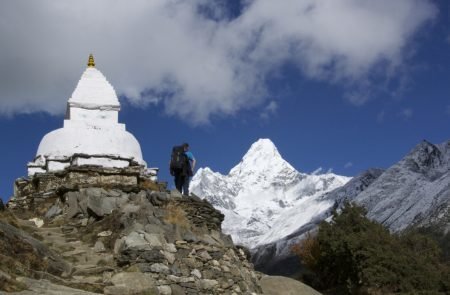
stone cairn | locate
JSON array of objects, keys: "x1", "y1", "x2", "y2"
[{"x1": 6, "y1": 166, "x2": 263, "y2": 295}]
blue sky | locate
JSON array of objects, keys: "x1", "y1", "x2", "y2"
[{"x1": 0, "y1": 0, "x2": 449, "y2": 201}]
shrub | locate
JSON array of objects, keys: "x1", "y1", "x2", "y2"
[
  {"x1": 291, "y1": 232, "x2": 320, "y2": 271},
  {"x1": 163, "y1": 202, "x2": 190, "y2": 229},
  {"x1": 292, "y1": 202, "x2": 449, "y2": 294}
]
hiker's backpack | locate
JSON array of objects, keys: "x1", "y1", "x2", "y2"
[{"x1": 170, "y1": 145, "x2": 188, "y2": 173}]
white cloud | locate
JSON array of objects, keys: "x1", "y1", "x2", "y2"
[
  {"x1": 260, "y1": 100, "x2": 278, "y2": 120},
  {"x1": 399, "y1": 107, "x2": 414, "y2": 120},
  {"x1": 344, "y1": 162, "x2": 353, "y2": 169},
  {"x1": 0, "y1": 0, "x2": 437, "y2": 124},
  {"x1": 377, "y1": 110, "x2": 386, "y2": 123},
  {"x1": 311, "y1": 167, "x2": 323, "y2": 175}
]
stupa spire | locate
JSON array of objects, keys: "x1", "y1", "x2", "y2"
[{"x1": 87, "y1": 54, "x2": 95, "y2": 68}]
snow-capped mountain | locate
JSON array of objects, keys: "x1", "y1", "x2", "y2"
[{"x1": 190, "y1": 138, "x2": 351, "y2": 247}]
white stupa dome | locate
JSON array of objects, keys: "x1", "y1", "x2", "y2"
[
  {"x1": 28, "y1": 55, "x2": 146, "y2": 175},
  {"x1": 36, "y1": 126, "x2": 144, "y2": 163}
]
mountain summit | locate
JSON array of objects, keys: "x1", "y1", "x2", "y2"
[
  {"x1": 228, "y1": 139, "x2": 300, "y2": 189},
  {"x1": 190, "y1": 138, "x2": 351, "y2": 247}
]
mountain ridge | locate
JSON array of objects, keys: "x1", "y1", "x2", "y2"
[
  {"x1": 191, "y1": 138, "x2": 450, "y2": 275},
  {"x1": 351, "y1": 139, "x2": 450, "y2": 232}
]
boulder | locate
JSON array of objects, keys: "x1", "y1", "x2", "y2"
[
  {"x1": 259, "y1": 276, "x2": 322, "y2": 295},
  {"x1": 109, "y1": 272, "x2": 157, "y2": 294},
  {"x1": 122, "y1": 231, "x2": 152, "y2": 251},
  {"x1": 150, "y1": 263, "x2": 170, "y2": 274},
  {"x1": 65, "y1": 191, "x2": 83, "y2": 218},
  {"x1": 86, "y1": 192, "x2": 116, "y2": 217},
  {"x1": 45, "y1": 204, "x2": 62, "y2": 219},
  {"x1": 93, "y1": 240, "x2": 106, "y2": 253},
  {"x1": 143, "y1": 232, "x2": 165, "y2": 247},
  {"x1": 198, "y1": 279, "x2": 218, "y2": 290},
  {"x1": 157, "y1": 285, "x2": 172, "y2": 295}
]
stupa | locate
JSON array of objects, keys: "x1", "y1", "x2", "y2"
[{"x1": 27, "y1": 55, "x2": 148, "y2": 176}]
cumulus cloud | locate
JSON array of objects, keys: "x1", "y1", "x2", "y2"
[{"x1": 0, "y1": 0, "x2": 437, "y2": 124}]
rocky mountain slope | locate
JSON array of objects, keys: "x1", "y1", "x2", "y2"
[
  {"x1": 351, "y1": 140, "x2": 450, "y2": 232},
  {"x1": 1, "y1": 166, "x2": 320, "y2": 294},
  {"x1": 190, "y1": 139, "x2": 351, "y2": 248}
]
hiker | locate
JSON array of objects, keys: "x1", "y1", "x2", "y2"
[
  {"x1": 183, "y1": 143, "x2": 196, "y2": 196},
  {"x1": 170, "y1": 143, "x2": 196, "y2": 195}
]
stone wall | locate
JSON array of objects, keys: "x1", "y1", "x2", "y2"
[
  {"x1": 9, "y1": 166, "x2": 165, "y2": 217},
  {"x1": 6, "y1": 169, "x2": 263, "y2": 294}
]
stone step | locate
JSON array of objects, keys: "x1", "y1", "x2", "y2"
[
  {"x1": 62, "y1": 249, "x2": 87, "y2": 258},
  {"x1": 72, "y1": 275, "x2": 104, "y2": 284},
  {"x1": 72, "y1": 266, "x2": 115, "y2": 276},
  {"x1": 36, "y1": 225, "x2": 63, "y2": 232},
  {"x1": 12, "y1": 277, "x2": 102, "y2": 295}
]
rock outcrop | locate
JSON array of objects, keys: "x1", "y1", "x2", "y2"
[{"x1": 2, "y1": 166, "x2": 320, "y2": 294}]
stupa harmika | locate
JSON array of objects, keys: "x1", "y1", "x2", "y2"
[{"x1": 27, "y1": 55, "x2": 153, "y2": 177}]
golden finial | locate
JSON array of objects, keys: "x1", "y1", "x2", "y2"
[{"x1": 87, "y1": 54, "x2": 95, "y2": 68}]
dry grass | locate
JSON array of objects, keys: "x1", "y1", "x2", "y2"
[
  {"x1": 139, "y1": 179, "x2": 160, "y2": 191},
  {"x1": 0, "y1": 273, "x2": 27, "y2": 292},
  {"x1": 96, "y1": 258, "x2": 112, "y2": 267},
  {"x1": 125, "y1": 264, "x2": 141, "y2": 272},
  {"x1": 163, "y1": 202, "x2": 190, "y2": 229},
  {"x1": 0, "y1": 211, "x2": 19, "y2": 228}
]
